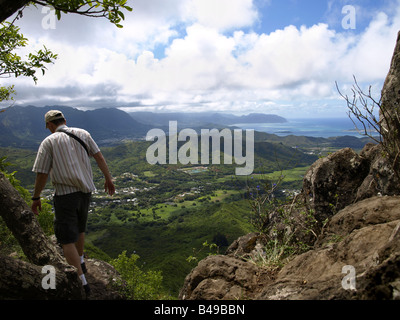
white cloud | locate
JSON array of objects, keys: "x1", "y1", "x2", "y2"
[
  {"x1": 181, "y1": 0, "x2": 258, "y2": 31},
  {"x1": 2, "y1": 0, "x2": 400, "y2": 118},
  {"x1": 339, "y1": 11, "x2": 400, "y2": 82}
]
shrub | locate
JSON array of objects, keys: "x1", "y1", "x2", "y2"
[{"x1": 110, "y1": 250, "x2": 164, "y2": 300}]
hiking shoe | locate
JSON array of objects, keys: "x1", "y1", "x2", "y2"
[
  {"x1": 81, "y1": 262, "x2": 87, "y2": 274},
  {"x1": 83, "y1": 284, "x2": 91, "y2": 297}
]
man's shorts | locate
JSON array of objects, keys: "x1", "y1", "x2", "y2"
[{"x1": 53, "y1": 192, "x2": 91, "y2": 245}]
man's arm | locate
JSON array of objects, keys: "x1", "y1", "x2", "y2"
[
  {"x1": 31, "y1": 172, "x2": 48, "y2": 215},
  {"x1": 93, "y1": 151, "x2": 115, "y2": 196}
]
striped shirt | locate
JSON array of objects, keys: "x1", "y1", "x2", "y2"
[{"x1": 32, "y1": 125, "x2": 100, "y2": 196}]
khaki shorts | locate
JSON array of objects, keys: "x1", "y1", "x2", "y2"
[{"x1": 53, "y1": 192, "x2": 91, "y2": 245}]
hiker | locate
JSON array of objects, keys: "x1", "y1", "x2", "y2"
[{"x1": 31, "y1": 110, "x2": 115, "y2": 296}]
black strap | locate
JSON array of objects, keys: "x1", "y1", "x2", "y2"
[{"x1": 58, "y1": 129, "x2": 89, "y2": 156}]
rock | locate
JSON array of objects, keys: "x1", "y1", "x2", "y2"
[
  {"x1": 302, "y1": 147, "x2": 369, "y2": 222},
  {"x1": 379, "y1": 31, "x2": 400, "y2": 177},
  {"x1": 316, "y1": 195, "x2": 400, "y2": 248},
  {"x1": 178, "y1": 255, "x2": 272, "y2": 300},
  {"x1": 179, "y1": 196, "x2": 400, "y2": 300},
  {"x1": 356, "y1": 143, "x2": 400, "y2": 201},
  {"x1": 302, "y1": 143, "x2": 400, "y2": 225},
  {"x1": 85, "y1": 258, "x2": 124, "y2": 300},
  {"x1": 256, "y1": 196, "x2": 400, "y2": 300},
  {"x1": 380, "y1": 31, "x2": 400, "y2": 139},
  {"x1": 225, "y1": 232, "x2": 268, "y2": 260}
]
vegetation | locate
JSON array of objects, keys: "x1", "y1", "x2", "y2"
[
  {"x1": 110, "y1": 251, "x2": 165, "y2": 300},
  {"x1": 0, "y1": 0, "x2": 132, "y2": 105},
  {"x1": 245, "y1": 169, "x2": 318, "y2": 271}
]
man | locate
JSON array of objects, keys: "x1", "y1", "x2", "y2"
[{"x1": 31, "y1": 110, "x2": 115, "y2": 297}]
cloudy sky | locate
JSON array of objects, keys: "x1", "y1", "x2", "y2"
[{"x1": 1, "y1": 0, "x2": 400, "y2": 118}]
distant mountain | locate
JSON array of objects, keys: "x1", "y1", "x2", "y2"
[
  {"x1": 235, "y1": 113, "x2": 287, "y2": 124},
  {"x1": 0, "y1": 106, "x2": 374, "y2": 150},
  {"x1": 128, "y1": 111, "x2": 287, "y2": 127},
  {"x1": 0, "y1": 105, "x2": 152, "y2": 148}
]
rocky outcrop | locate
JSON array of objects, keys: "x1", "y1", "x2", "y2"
[
  {"x1": 258, "y1": 196, "x2": 400, "y2": 300},
  {"x1": 302, "y1": 143, "x2": 400, "y2": 224},
  {"x1": 179, "y1": 255, "x2": 264, "y2": 300},
  {"x1": 180, "y1": 196, "x2": 400, "y2": 300},
  {"x1": 380, "y1": 31, "x2": 400, "y2": 144},
  {"x1": 302, "y1": 147, "x2": 369, "y2": 221}
]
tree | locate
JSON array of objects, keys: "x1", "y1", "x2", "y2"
[
  {"x1": 0, "y1": 0, "x2": 132, "y2": 103},
  {"x1": 0, "y1": 0, "x2": 133, "y2": 26},
  {"x1": 0, "y1": 0, "x2": 132, "y2": 299},
  {"x1": 0, "y1": 21, "x2": 58, "y2": 104}
]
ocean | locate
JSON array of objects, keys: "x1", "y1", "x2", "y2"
[{"x1": 231, "y1": 117, "x2": 378, "y2": 139}]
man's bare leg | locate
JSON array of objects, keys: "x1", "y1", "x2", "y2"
[
  {"x1": 62, "y1": 243, "x2": 83, "y2": 275},
  {"x1": 76, "y1": 232, "x2": 85, "y2": 257},
  {"x1": 62, "y1": 241, "x2": 90, "y2": 296},
  {"x1": 75, "y1": 232, "x2": 87, "y2": 273}
]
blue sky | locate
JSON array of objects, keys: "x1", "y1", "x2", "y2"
[{"x1": 1, "y1": 0, "x2": 400, "y2": 118}]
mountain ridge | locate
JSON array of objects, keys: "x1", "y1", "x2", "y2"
[
  {"x1": 128, "y1": 111, "x2": 287, "y2": 127},
  {"x1": 0, "y1": 105, "x2": 372, "y2": 150}
]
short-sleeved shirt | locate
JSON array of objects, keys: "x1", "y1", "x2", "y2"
[{"x1": 32, "y1": 125, "x2": 100, "y2": 196}]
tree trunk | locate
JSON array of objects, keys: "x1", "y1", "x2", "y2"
[
  {"x1": 0, "y1": 171, "x2": 84, "y2": 299},
  {"x1": 0, "y1": 255, "x2": 83, "y2": 299},
  {"x1": 0, "y1": 0, "x2": 30, "y2": 23}
]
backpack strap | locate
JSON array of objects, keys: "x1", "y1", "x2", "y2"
[{"x1": 58, "y1": 129, "x2": 90, "y2": 156}]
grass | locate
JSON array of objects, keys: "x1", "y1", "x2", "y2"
[{"x1": 265, "y1": 166, "x2": 310, "y2": 182}]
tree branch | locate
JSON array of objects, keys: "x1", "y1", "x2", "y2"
[{"x1": 0, "y1": 0, "x2": 30, "y2": 23}]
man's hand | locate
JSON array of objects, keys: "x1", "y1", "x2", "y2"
[
  {"x1": 32, "y1": 172, "x2": 48, "y2": 215},
  {"x1": 31, "y1": 199, "x2": 42, "y2": 215},
  {"x1": 94, "y1": 152, "x2": 115, "y2": 196},
  {"x1": 104, "y1": 179, "x2": 115, "y2": 196}
]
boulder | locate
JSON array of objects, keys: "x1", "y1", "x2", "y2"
[
  {"x1": 302, "y1": 143, "x2": 400, "y2": 225},
  {"x1": 179, "y1": 254, "x2": 272, "y2": 300},
  {"x1": 84, "y1": 258, "x2": 124, "y2": 300},
  {"x1": 302, "y1": 147, "x2": 369, "y2": 222}
]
